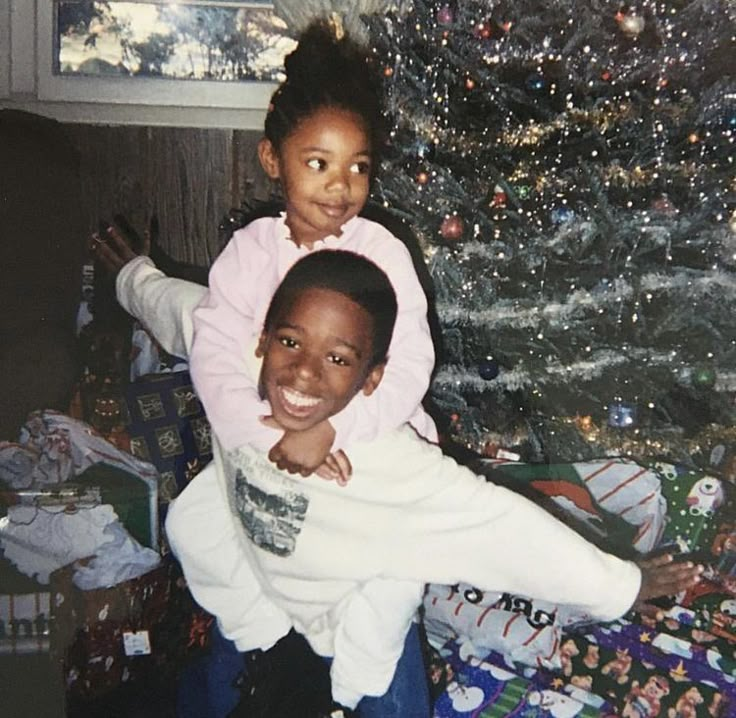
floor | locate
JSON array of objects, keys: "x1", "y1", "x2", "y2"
[{"x1": 0, "y1": 653, "x2": 177, "y2": 718}]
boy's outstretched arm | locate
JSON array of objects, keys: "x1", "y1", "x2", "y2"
[{"x1": 633, "y1": 553, "x2": 703, "y2": 609}]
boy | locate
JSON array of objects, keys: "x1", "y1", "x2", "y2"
[{"x1": 107, "y1": 243, "x2": 702, "y2": 713}]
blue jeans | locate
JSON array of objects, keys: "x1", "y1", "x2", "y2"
[
  {"x1": 335, "y1": 622, "x2": 431, "y2": 718},
  {"x1": 177, "y1": 622, "x2": 430, "y2": 717}
]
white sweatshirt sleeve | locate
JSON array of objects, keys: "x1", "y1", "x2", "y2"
[{"x1": 115, "y1": 255, "x2": 205, "y2": 359}]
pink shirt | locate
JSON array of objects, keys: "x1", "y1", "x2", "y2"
[{"x1": 189, "y1": 214, "x2": 437, "y2": 453}]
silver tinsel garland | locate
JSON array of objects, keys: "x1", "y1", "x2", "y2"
[{"x1": 273, "y1": 0, "x2": 411, "y2": 43}]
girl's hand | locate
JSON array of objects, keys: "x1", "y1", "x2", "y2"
[
  {"x1": 315, "y1": 450, "x2": 352, "y2": 486},
  {"x1": 266, "y1": 420, "x2": 336, "y2": 477},
  {"x1": 633, "y1": 553, "x2": 703, "y2": 610}
]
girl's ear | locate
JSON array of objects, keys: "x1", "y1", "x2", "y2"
[
  {"x1": 361, "y1": 363, "x2": 385, "y2": 397},
  {"x1": 258, "y1": 138, "x2": 280, "y2": 180}
]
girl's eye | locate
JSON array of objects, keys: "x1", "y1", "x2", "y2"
[
  {"x1": 278, "y1": 336, "x2": 299, "y2": 349},
  {"x1": 328, "y1": 354, "x2": 349, "y2": 367},
  {"x1": 306, "y1": 158, "x2": 326, "y2": 170},
  {"x1": 350, "y1": 161, "x2": 371, "y2": 175}
]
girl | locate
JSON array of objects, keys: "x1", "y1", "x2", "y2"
[{"x1": 129, "y1": 19, "x2": 437, "y2": 718}]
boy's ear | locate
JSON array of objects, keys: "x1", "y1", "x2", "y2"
[
  {"x1": 258, "y1": 138, "x2": 280, "y2": 180},
  {"x1": 361, "y1": 363, "x2": 385, "y2": 397},
  {"x1": 255, "y1": 331, "x2": 267, "y2": 358}
]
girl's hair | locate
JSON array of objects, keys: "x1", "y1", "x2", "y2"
[
  {"x1": 264, "y1": 20, "x2": 386, "y2": 170},
  {"x1": 264, "y1": 250, "x2": 397, "y2": 366}
]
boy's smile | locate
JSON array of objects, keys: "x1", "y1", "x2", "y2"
[
  {"x1": 258, "y1": 107, "x2": 372, "y2": 249},
  {"x1": 257, "y1": 287, "x2": 384, "y2": 432}
]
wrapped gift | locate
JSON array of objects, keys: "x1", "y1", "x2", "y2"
[
  {"x1": 50, "y1": 557, "x2": 172, "y2": 700},
  {"x1": 124, "y1": 370, "x2": 212, "y2": 503}
]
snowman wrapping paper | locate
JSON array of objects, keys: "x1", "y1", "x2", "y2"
[{"x1": 428, "y1": 459, "x2": 735, "y2": 716}]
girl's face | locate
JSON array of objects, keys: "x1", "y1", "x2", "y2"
[{"x1": 258, "y1": 107, "x2": 372, "y2": 248}]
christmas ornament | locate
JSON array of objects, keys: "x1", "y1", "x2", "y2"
[
  {"x1": 651, "y1": 194, "x2": 678, "y2": 216},
  {"x1": 416, "y1": 170, "x2": 429, "y2": 185},
  {"x1": 608, "y1": 402, "x2": 637, "y2": 428},
  {"x1": 436, "y1": 5, "x2": 453, "y2": 25},
  {"x1": 550, "y1": 206, "x2": 574, "y2": 224},
  {"x1": 478, "y1": 358, "x2": 500, "y2": 381},
  {"x1": 692, "y1": 366, "x2": 717, "y2": 389},
  {"x1": 474, "y1": 21, "x2": 492, "y2": 39},
  {"x1": 615, "y1": 8, "x2": 645, "y2": 38},
  {"x1": 515, "y1": 185, "x2": 532, "y2": 200},
  {"x1": 440, "y1": 215, "x2": 464, "y2": 240},
  {"x1": 490, "y1": 185, "x2": 507, "y2": 207},
  {"x1": 729, "y1": 211, "x2": 736, "y2": 234},
  {"x1": 525, "y1": 73, "x2": 546, "y2": 92},
  {"x1": 464, "y1": 77, "x2": 475, "y2": 90},
  {"x1": 601, "y1": 70, "x2": 612, "y2": 82}
]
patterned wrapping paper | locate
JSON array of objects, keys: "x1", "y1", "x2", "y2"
[
  {"x1": 432, "y1": 459, "x2": 736, "y2": 717},
  {"x1": 50, "y1": 558, "x2": 172, "y2": 700},
  {"x1": 123, "y1": 370, "x2": 212, "y2": 504}
]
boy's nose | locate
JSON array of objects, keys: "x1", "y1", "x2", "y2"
[{"x1": 294, "y1": 353, "x2": 321, "y2": 380}]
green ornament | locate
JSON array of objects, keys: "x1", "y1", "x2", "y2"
[
  {"x1": 692, "y1": 366, "x2": 716, "y2": 389},
  {"x1": 516, "y1": 185, "x2": 531, "y2": 199}
]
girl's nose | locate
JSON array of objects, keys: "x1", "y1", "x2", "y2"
[{"x1": 326, "y1": 167, "x2": 350, "y2": 192}]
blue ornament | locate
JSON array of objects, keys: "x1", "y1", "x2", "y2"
[
  {"x1": 479, "y1": 358, "x2": 500, "y2": 381},
  {"x1": 550, "y1": 206, "x2": 575, "y2": 224},
  {"x1": 608, "y1": 402, "x2": 637, "y2": 428},
  {"x1": 525, "y1": 73, "x2": 546, "y2": 92}
]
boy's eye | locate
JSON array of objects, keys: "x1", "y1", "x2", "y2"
[
  {"x1": 306, "y1": 158, "x2": 326, "y2": 170},
  {"x1": 278, "y1": 336, "x2": 299, "y2": 349},
  {"x1": 350, "y1": 161, "x2": 371, "y2": 175},
  {"x1": 328, "y1": 353, "x2": 349, "y2": 367}
]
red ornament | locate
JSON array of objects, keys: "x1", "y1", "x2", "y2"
[
  {"x1": 440, "y1": 215, "x2": 464, "y2": 240},
  {"x1": 465, "y1": 77, "x2": 476, "y2": 90},
  {"x1": 490, "y1": 184, "x2": 507, "y2": 207},
  {"x1": 601, "y1": 70, "x2": 612, "y2": 82},
  {"x1": 416, "y1": 170, "x2": 429, "y2": 185},
  {"x1": 474, "y1": 21, "x2": 492, "y2": 39}
]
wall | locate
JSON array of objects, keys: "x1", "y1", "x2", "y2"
[{"x1": 63, "y1": 123, "x2": 270, "y2": 266}]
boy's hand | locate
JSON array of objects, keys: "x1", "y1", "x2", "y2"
[
  {"x1": 315, "y1": 450, "x2": 352, "y2": 486},
  {"x1": 91, "y1": 220, "x2": 151, "y2": 276},
  {"x1": 265, "y1": 420, "x2": 336, "y2": 477},
  {"x1": 633, "y1": 553, "x2": 703, "y2": 610}
]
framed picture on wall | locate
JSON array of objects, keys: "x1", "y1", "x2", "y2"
[
  {"x1": 0, "y1": 0, "x2": 10, "y2": 98},
  {"x1": 34, "y1": 0, "x2": 297, "y2": 128}
]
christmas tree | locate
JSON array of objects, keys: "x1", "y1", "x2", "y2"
[{"x1": 366, "y1": 0, "x2": 736, "y2": 469}]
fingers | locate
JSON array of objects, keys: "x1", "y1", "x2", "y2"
[
  {"x1": 331, "y1": 450, "x2": 352, "y2": 486},
  {"x1": 315, "y1": 459, "x2": 341, "y2": 482},
  {"x1": 259, "y1": 415, "x2": 282, "y2": 430},
  {"x1": 267, "y1": 445, "x2": 312, "y2": 476},
  {"x1": 635, "y1": 555, "x2": 704, "y2": 605}
]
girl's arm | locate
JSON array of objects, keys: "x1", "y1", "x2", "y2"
[
  {"x1": 189, "y1": 232, "x2": 282, "y2": 453},
  {"x1": 329, "y1": 238, "x2": 436, "y2": 449}
]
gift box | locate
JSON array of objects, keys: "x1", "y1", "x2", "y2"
[
  {"x1": 50, "y1": 557, "x2": 172, "y2": 700},
  {"x1": 123, "y1": 370, "x2": 212, "y2": 503},
  {"x1": 0, "y1": 553, "x2": 52, "y2": 656}
]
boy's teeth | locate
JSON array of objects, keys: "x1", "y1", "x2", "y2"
[{"x1": 282, "y1": 388, "x2": 320, "y2": 407}]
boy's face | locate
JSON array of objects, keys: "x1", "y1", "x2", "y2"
[
  {"x1": 258, "y1": 107, "x2": 372, "y2": 249},
  {"x1": 256, "y1": 287, "x2": 384, "y2": 432}
]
